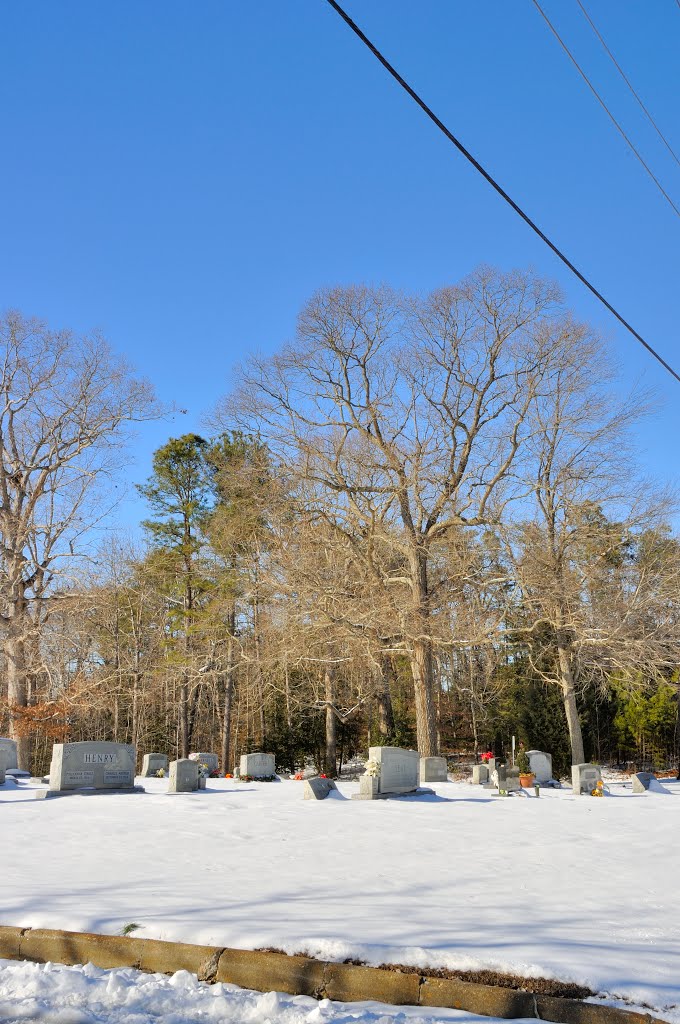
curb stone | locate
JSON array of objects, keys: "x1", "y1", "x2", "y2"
[{"x1": 0, "y1": 926, "x2": 669, "y2": 1024}]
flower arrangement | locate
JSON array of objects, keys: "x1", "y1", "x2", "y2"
[
  {"x1": 197, "y1": 763, "x2": 210, "y2": 779},
  {"x1": 238, "y1": 773, "x2": 277, "y2": 782},
  {"x1": 224, "y1": 773, "x2": 233, "y2": 779},
  {"x1": 155, "y1": 768, "x2": 166, "y2": 778},
  {"x1": 293, "y1": 772, "x2": 304, "y2": 780},
  {"x1": 480, "y1": 751, "x2": 494, "y2": 762},
  {"x1": 363, "y1": 758, "x2": 381, "y2": 778}
]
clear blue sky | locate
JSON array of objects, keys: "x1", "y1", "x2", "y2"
[{"x1": 1, "y1": 0, "x2": 678, "y2": 531}]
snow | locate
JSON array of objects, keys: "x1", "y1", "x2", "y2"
[
  {"x1": 0, "y1": 958, "x2": 534, "y2": 1024},
  {"x1": 1, "y1": 774, "x2": 679, "y2": 1022}
]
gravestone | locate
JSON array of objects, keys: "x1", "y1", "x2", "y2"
[
  {"x1": 168, "y1": 758, "x2": 200, "y2": 793},
  {"x1": 471, "y1": 764, "x2": 489, "y2": 785},
  {"x1": 353, "y1": 746, "x2": 423, "y2": 800},
  {"x1": 527, "y1": 750, "x2": 553, "y2": 784},
  {"x1": 303, "y1": 776, "x2": 338, "y2": 800},
  {"x1": 46, "y1": 742, "x2": 137, "y2": 793},
  {"x1": 496, "y1": 764, "x2": 521, "y2": 794},
  {"x1": 0, "y1": 749, "x2": 6, "y2": 785},
  {"x1": 571, "y1": 763, "x2": 602, "y2": 795},
  {"x1": 0, "y1": 738, "x2": 18, "y2": 771},
  {"x1": 142, "y1": 753, "x2": 169, "y2": 777},
  {"x1": 240, "y1": 752, "x2": 276, "y2": 778},
  {"x1": 632, "y1": 771, "x2": 656, "y2": 793},
  {"x1": 189, "y1": 751, "x2": 219, "y2": 776},
  {"x1": 486, "y1": 757, "x2": 496, "y2": 778},
  {"x1": 420, "y1": 757, "x2": 448, "y2": 783}
]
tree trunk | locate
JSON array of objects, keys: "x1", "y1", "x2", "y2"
[
  {"x1": 408, "y1": 548, "x2": 439, "y2": 756},
  {"x1": 410, "y1": 638, "x2": 439, "y2": 756},
  {"x1": 557, "y1": 640, "x2": 585, "y2": 765},
  {"x1": 179, "y1": 678, "x2": 189, "y2": 758},
  {"x1": 221, "y1": 632, "x2": 235, "y2": 774},
  {"x1": 6, "y1": 622, "x2": 32, "y2": 771},
  {"x1": 377, "y1": 657, "x2": 395, "y2": 739},
  {"x1": 324, "y1": 666, "x2": 337, "y2": 777}
]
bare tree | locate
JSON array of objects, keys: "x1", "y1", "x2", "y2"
[
  {"x1": 502, "y1": 324, "x2": 679, "y2": 764},
  {"x1": 0, "y1": 310, "x2": 157, "y2": 769},
  {"x1": 218, "y1": 268, "x2": 569, "y2": 755}
]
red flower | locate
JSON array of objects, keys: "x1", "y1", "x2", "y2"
[
  {"x1": 319, "y1": 773, "x2": 327, "y2": 778},
  {"x1": 481, "y1": 751, "x2": 494, "y2": 762}
]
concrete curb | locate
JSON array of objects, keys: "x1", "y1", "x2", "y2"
[{"x1": 0, "y1": 926, "x2": 668, "y2": 1024}]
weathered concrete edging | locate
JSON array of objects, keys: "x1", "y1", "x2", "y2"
[{"x1": 0, "y1": 926, "x2": 668, "y2": 1024}]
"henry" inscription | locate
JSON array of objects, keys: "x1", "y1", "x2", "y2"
[{"x1": 83, "y1": 753, "x2": 116, "y2": 764}]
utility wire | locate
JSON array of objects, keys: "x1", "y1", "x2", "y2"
[
  {"x1": 532, "y1": 0, "x2": 680, "y2": 219},
  {"x1": 576, "y1": 0, "x2": 680, "y2": 171},
  {"x1": 323, "y1": 0, "x2": 680, "y2": 385}
]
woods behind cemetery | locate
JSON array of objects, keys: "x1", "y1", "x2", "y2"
[{"x1": 2, "y1": 269, "x2": 679, "y2": 778}]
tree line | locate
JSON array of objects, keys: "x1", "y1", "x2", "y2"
[{"x1": 2, "y1": 268, "x2": 679, "y2": 777}]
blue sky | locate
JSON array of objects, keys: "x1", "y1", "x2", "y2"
[{"x1": 1, "y1": 0, "x2": 678, "y2": 532}]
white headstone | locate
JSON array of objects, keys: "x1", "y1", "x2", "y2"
[
  {"x1": 142, "y1": 753, "x2": 169, "y2": 777},
  {"x1": 48, "y1": 742, "x2": 136, "y2": 792},
  {"x1": 0, "y1": 738, "x2": 18, "y2": 771},
  {"x1": 472, "y1": 764, "x2": 489, "y2": 785},
  {"x1": 420, "y1": 756, "x2": 448, "y2": 783},
  {"x1": 189, "y1": 751, "x2": 219, "y2": 775},
  {"x1": 527, "y1": 750, "x2": 553, "y2": 783},
  {"x1": 240, "y1": 752, "x2": 275, "y2": 778},
  {"x1": 168, "y1": 758, "x2": 200, "y2": 793},
  {"x1": 571, "y1": 763, "x2": 602, "y2": 795},
  {"x1": 370, "y1": 746, "x2": 419, "y2": 794}
]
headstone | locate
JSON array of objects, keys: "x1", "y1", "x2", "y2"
[
  {"x1": 632, "y1": 771, "x2": 656, "y2": 793},
  {"x1": 486, "y1": 757, "x2": 496, "y2": 778},
  {"x1": 0, "y1": 738, "x2": 18, "y2": 771},
  {"x1": 527, "y1": 750, "x2": 553, "y2": 783},
  {"x1": 239, "y1": 752, "x2": 276, "y2": 778},
  {"x1": 142, "y1": 753, "x2": 169, "y2": 777},
  {"x1": 353, "y1": 746, "x2": 422, "y2": 800},
  {"x1": 472, "y1": 764, "x2": 489, "y2": 785},
  {"x1": 571, "y1": 763, "x2": 602, "y2": 795},
  {"x1": 303, "y1": 776, "x2": 338, "y2": 800},
  {"x1": 168, "y1": 758, "x2": 200, "y2": 793},
  {"x1": 420, "y1": 756, "x2": 448, "y2": 783},
  {"x1": 0, "y1": 749, "x2": 6, "y2": 785},
  {"x1": 47, "y1": 742, "x2": 137, "y2": 793},
  {"x1": 496, "y1": 764, "x2": 521, "y2": 794},
  {"x1": 189, "y1": 751, "x2": 219, "y2": 776}
]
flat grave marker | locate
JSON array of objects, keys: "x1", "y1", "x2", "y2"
[{"x1": 303, "y1": 776, "x2": 338, "y2": 800}]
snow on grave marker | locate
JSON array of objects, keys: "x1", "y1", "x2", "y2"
[
  {"x1": 37, "y1": 742, "x2": 141, "y2": 798},
  {"x1": 303, "y1": 776, "x2": 338, "y2": 800},
  {"x1": 632, "y1": 771, "x2": 656, "y2": 793},
  {"x1": 142, "y1": 753, "x2": 169, "y2": 777},
  {"x1": 239, "y1": 752, "x2": 275, "y2": 778}
]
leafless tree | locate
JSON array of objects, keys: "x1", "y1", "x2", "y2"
[{"x1": 0, "y1": 310, "x2": 157, "y2": 769}]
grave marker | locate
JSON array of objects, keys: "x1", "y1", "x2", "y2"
[
  {"x1": 571, "y1": 763, "x2": 602, "y2": 795},
  {"x1": 142, "y1": 753, "x2": 169, "y2": 777},
  {"x1": 420, "y1": 756, "x2": 448, "y2": 783},
  {"x1": 527, "y1": 750, "x2": 553, "y2": 783},
  {"x1": 632, "y1": 771, "x2": 656, "y2": 793},
  {"x1": 168, "y1": 758, "x2": 200, "y2": 793},
  {"x1": 471, "y1": 764, "x2": 489, "y2": 785},
  {"x1": 0, "y1": 738, "x2": 18, "y2": 771},
  {"x1": 352, "y1": 746, "x2": 426, "y2": 799},
  {"x1": 303, "y1": 776, "x2": 338, "y2": 800},
  {"x1": 189, "y1": 751, "x2": 219, "y2": 776},
  {"x1": 239, "y1": 752, "x2": 276, "y2": 778},
  {"x1": 0, "y1": 749, "x2": 6, "y2": 785}
]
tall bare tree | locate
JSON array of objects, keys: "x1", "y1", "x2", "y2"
[
  {"x1": 218, "y1": 268, "x2": 570, "y2": 755},
  {"x1": 0, "y1": 310, "x2": 156, "y2": 769}
]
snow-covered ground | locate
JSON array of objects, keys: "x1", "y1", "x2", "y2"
[
  {"x1": 1, "y1": 773, "x2": 679, "y2": 1022},
  {"x1": 0, "y1": 958, "x2": 536, "y2": 1024}
]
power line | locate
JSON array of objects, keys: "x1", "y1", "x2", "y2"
[
  {"x1": 532, "y1": 0, "x2": 680, "y2": 219},
  {"x1": 323, "y1": 0, "x2": 680, "y2": 385},
  {"x1": 576, "y1": 0, "x2": 680, "y2": 171}
]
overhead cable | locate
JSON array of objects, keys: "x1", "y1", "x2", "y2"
[
  {"x1": 532, "y1": 0, "x2": 680, "y2": 219},
  {"x1": 323, "y1": 0, "x2": 680, "y2": 384}
]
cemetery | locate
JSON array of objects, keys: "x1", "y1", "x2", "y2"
[{"x1": 1, "y1": 738, "x2": 679, "y2": 1023}]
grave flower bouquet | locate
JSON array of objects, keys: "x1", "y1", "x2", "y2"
[
  {"x1": 363, "y1": 758, "x2": 381, "y2": 777},
  {"x1": 197, "y1": 763, "x2": 210, "y2": 779}
]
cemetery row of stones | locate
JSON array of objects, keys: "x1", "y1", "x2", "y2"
[{"x1": 1, "y1": 737, "x2": 657, "y2": 798}]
